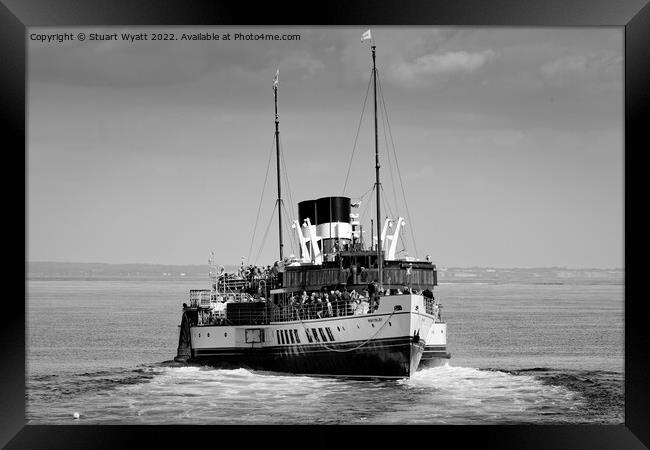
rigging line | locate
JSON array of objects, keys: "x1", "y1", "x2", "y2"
[
  {"x1": 248, "y1": 134, "x2": 277, "y2": 264},
  {"x1": 279, "y1": 153, "x2": 295, "y2": 248},
  {"x1": 378, "y1": 79, "x2": 401, "y2": 218},
  {"x1": 380, "y1": 184, "x2": 409, "y2": 254},
  {"x1": 355, "y1": 184, "x2": 375, "y2": 204},
  {"x1": 254, "y1": 201, "x2": 279, "y2": 266},
  {"x1": 358, "y1": 183, "x2": 375, "y2": 228},
  {"x1": 278, "y1": 136, "x2": 296, "y2": 224},
  {"x1": 281, "y1": 201, "x2": 297, "y2": 256},
  {"x1": 342, "y1": 72, "x2": 373, "y2": 195},
  {"x1": 378, "y1": 73, "x2": 418, "y2": 258},
  {"x1": 377, "y1": 72, "x2": 419, "y2": 258}
]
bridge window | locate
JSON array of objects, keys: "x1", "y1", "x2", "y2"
[
  {"x1": 311, "y1": 328, "x2": 320, "y2": 342},
  {"x1": 305, "y1": 329, "x2": 313, "y2": 343},
  {"x1": 293, "y1": 329, "x2": 301, "y2": 344},
  {"x1": 288, "y1": 329, "x2": 295, "y2": 344},
  {"x1": 284, "y1": 329, "x2": 290, "y2": 344}
]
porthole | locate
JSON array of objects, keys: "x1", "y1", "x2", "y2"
[
  {"x1": 337, "y1": 327, "x2": 340, "y2": 332},
  {"x1": 207, "y1": 333, "x2": 210, "y2": 337},
  {"x1": 225, "y1": 332, "x2": 228, "y2": 337},
  {"x1": 389, "y1": 322, "x2": 392, "y2": 326},
  {"x1": 198, "y1": 333, "x2": 201, "y2": 337},
  {"x1": 357, "y1": 324, "x2": 360, "y2": 329},
  {"x1": 371, "y1": 323, "x2": 375, "y2": 328}
]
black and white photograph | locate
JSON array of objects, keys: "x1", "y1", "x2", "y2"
[{"x1": 25, "y1": 25, "x2": 625, "y2": 426}]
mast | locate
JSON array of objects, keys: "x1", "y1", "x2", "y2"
[
  {"x1": 372, "y1": 44, "x2": 383, "y2": 288},
  {"x1": 273, "y1": 70, "x2": 284, "y2": 260}
]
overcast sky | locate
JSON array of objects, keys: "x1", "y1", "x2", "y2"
[{"x1": 27, "y1": 27, "x2": 623, "y2": 268}]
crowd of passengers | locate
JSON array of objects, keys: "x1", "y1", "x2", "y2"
[
  {"x1": 269, "y1": 283, "x2": 435, "y2": 320},
  {"x1": 219, "y1": 262, "x2": 282, "y2": 291},
  {"x1": 191, "y1": 281, "x2": 437, "y2": 325}
]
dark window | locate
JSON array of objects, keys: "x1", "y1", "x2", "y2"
[
  {"x1": 284, "y1": 329, "x2": 290, "y2": 344},
  {"x1": 293, "y1": 329, "x2": 301, "y2": 344},
  {"x1": 325, "y1": 327, "x2": 335, "y2": 341},
  {"x1": 277, "y1": 330, "x2": 282, "y2": 345},
  {"x1": 288, "y1": 329, "x2": 295, "y2": 344},
  {"x1": 318, "y1": 328, "x2": 328, "y2": 342},
  {"x1": 305, "y1": 329, "x2": 313, "y2": 343},
  {"x1": 311, "y1": 328, "x2": 320, "y2": 342}
]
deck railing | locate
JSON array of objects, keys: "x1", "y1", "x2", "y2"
[
  {"x1": 268, "y1": 299, "x2": 373, "y2": 322},
  {"x1": 189, "y1": 290, "x2": 212, "y2": 308},
  {"x1": 423, "y1": 297, "x2": 442, "y2": 321},
  {"x1": 191, "y1": 295, "x2": 443, "y2": 325}
]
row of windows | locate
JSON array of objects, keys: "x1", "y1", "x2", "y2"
[
  {"x1": 276, "y1": 327, "x2": 336, "y2": 345},
  {"x1": 277, "y1": 329, "x2": 301, "y2": 345}
]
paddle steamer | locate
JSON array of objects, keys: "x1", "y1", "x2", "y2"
[{"x1": 175, "y1": 31, "x2": 450, "y2": 378}]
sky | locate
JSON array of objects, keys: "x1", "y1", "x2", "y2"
[{"x1": 27, "y1": 27, "x2": 623, "y2": 268}]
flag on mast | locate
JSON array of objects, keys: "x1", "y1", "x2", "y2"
[
  {"x1": 361, "y1": 29, "x2": 372, "y2": 42},
  {"x1": 273, "y1": 69, "x2": 279, "y2": 88}
]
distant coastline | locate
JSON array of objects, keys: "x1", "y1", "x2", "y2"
[{"x1": 26, "y1": 261, "x2": 624, "y2": 285}]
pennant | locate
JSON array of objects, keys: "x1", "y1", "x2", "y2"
[
  {"x1": 361, "y1": 29, "x2": 372, "y2": 42},
  {"x1": 273, "y1": 69, "x2": 279, "y2": 88}
]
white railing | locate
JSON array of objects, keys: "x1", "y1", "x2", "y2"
[
  {"x1": 189, "y1": 289, "x2": 211, "y2": 308},
  {"x1": 424, "y1": 297, "x2": 442, "y2": 321}
]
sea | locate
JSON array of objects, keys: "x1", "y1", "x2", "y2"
[{"x1": 26, "y1": 273, "x2": 624, "y2": 425}]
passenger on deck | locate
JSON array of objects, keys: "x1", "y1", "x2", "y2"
[
  {"x1": 307, "y1": 293, "x2": 316, "y2": 319},
  {"x1": 371, "y1": 290, "x2": 381, "y2": 312},
  {"x1": 341, "y1": 289, "x2": 351, "y2": 316},
  {"x1": 351, "y1": 296, "x2": 360, "y2": 314},
  {"x1": 331, "y1": 290, "x2": 340, "y2": 316},
  {"x1": 368, "y1": 281, "x2": 376, "y2": 301},
  {"x1": 358, "y1": 297, "x2": 369, "y2": 315},
  {"x1": 325, "y1": 294, "x2": 333, "y2": 317}
]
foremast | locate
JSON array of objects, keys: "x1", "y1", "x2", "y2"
[
  {"x1": 273, "y1": 69, "x2": 284, "y2": 260},
  {"x1": 371, "y1": 41, "x2": 383, "y2": 289}
]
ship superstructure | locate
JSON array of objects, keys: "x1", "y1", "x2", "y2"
[{"x1": 175, "y1": 31, "x2": 450, "y2": 378}]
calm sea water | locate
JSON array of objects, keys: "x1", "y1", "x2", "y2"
[{"x1": 26, "y1": 277, "x2": 624, "y2": 424}]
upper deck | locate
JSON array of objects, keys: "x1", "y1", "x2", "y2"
[{"x1": 282, "y1": 253, "x2": 437, "y2": 292}]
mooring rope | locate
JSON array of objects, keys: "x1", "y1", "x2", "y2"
[{"x1": 294, "y1": 308, "x2": 397, "y2": 353}]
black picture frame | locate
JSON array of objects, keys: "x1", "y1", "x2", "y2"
[{"x1": 3, "y1": 0, "x2": 648, "y2": 448}]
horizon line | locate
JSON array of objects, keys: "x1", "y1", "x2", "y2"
[{"x1": 26, "y1": 260, "x2": 625, "y2": 271}]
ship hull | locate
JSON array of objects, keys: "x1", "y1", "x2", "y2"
[
  {"x1": 176, "y1": 294, "x2": 441, "y2": 378},
  {"x1": 191, "y1": 336, "x2": 424, "y2": 378},
  {"x1": 418, "y1": 345, "x2": 451, "y2": 368}
]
